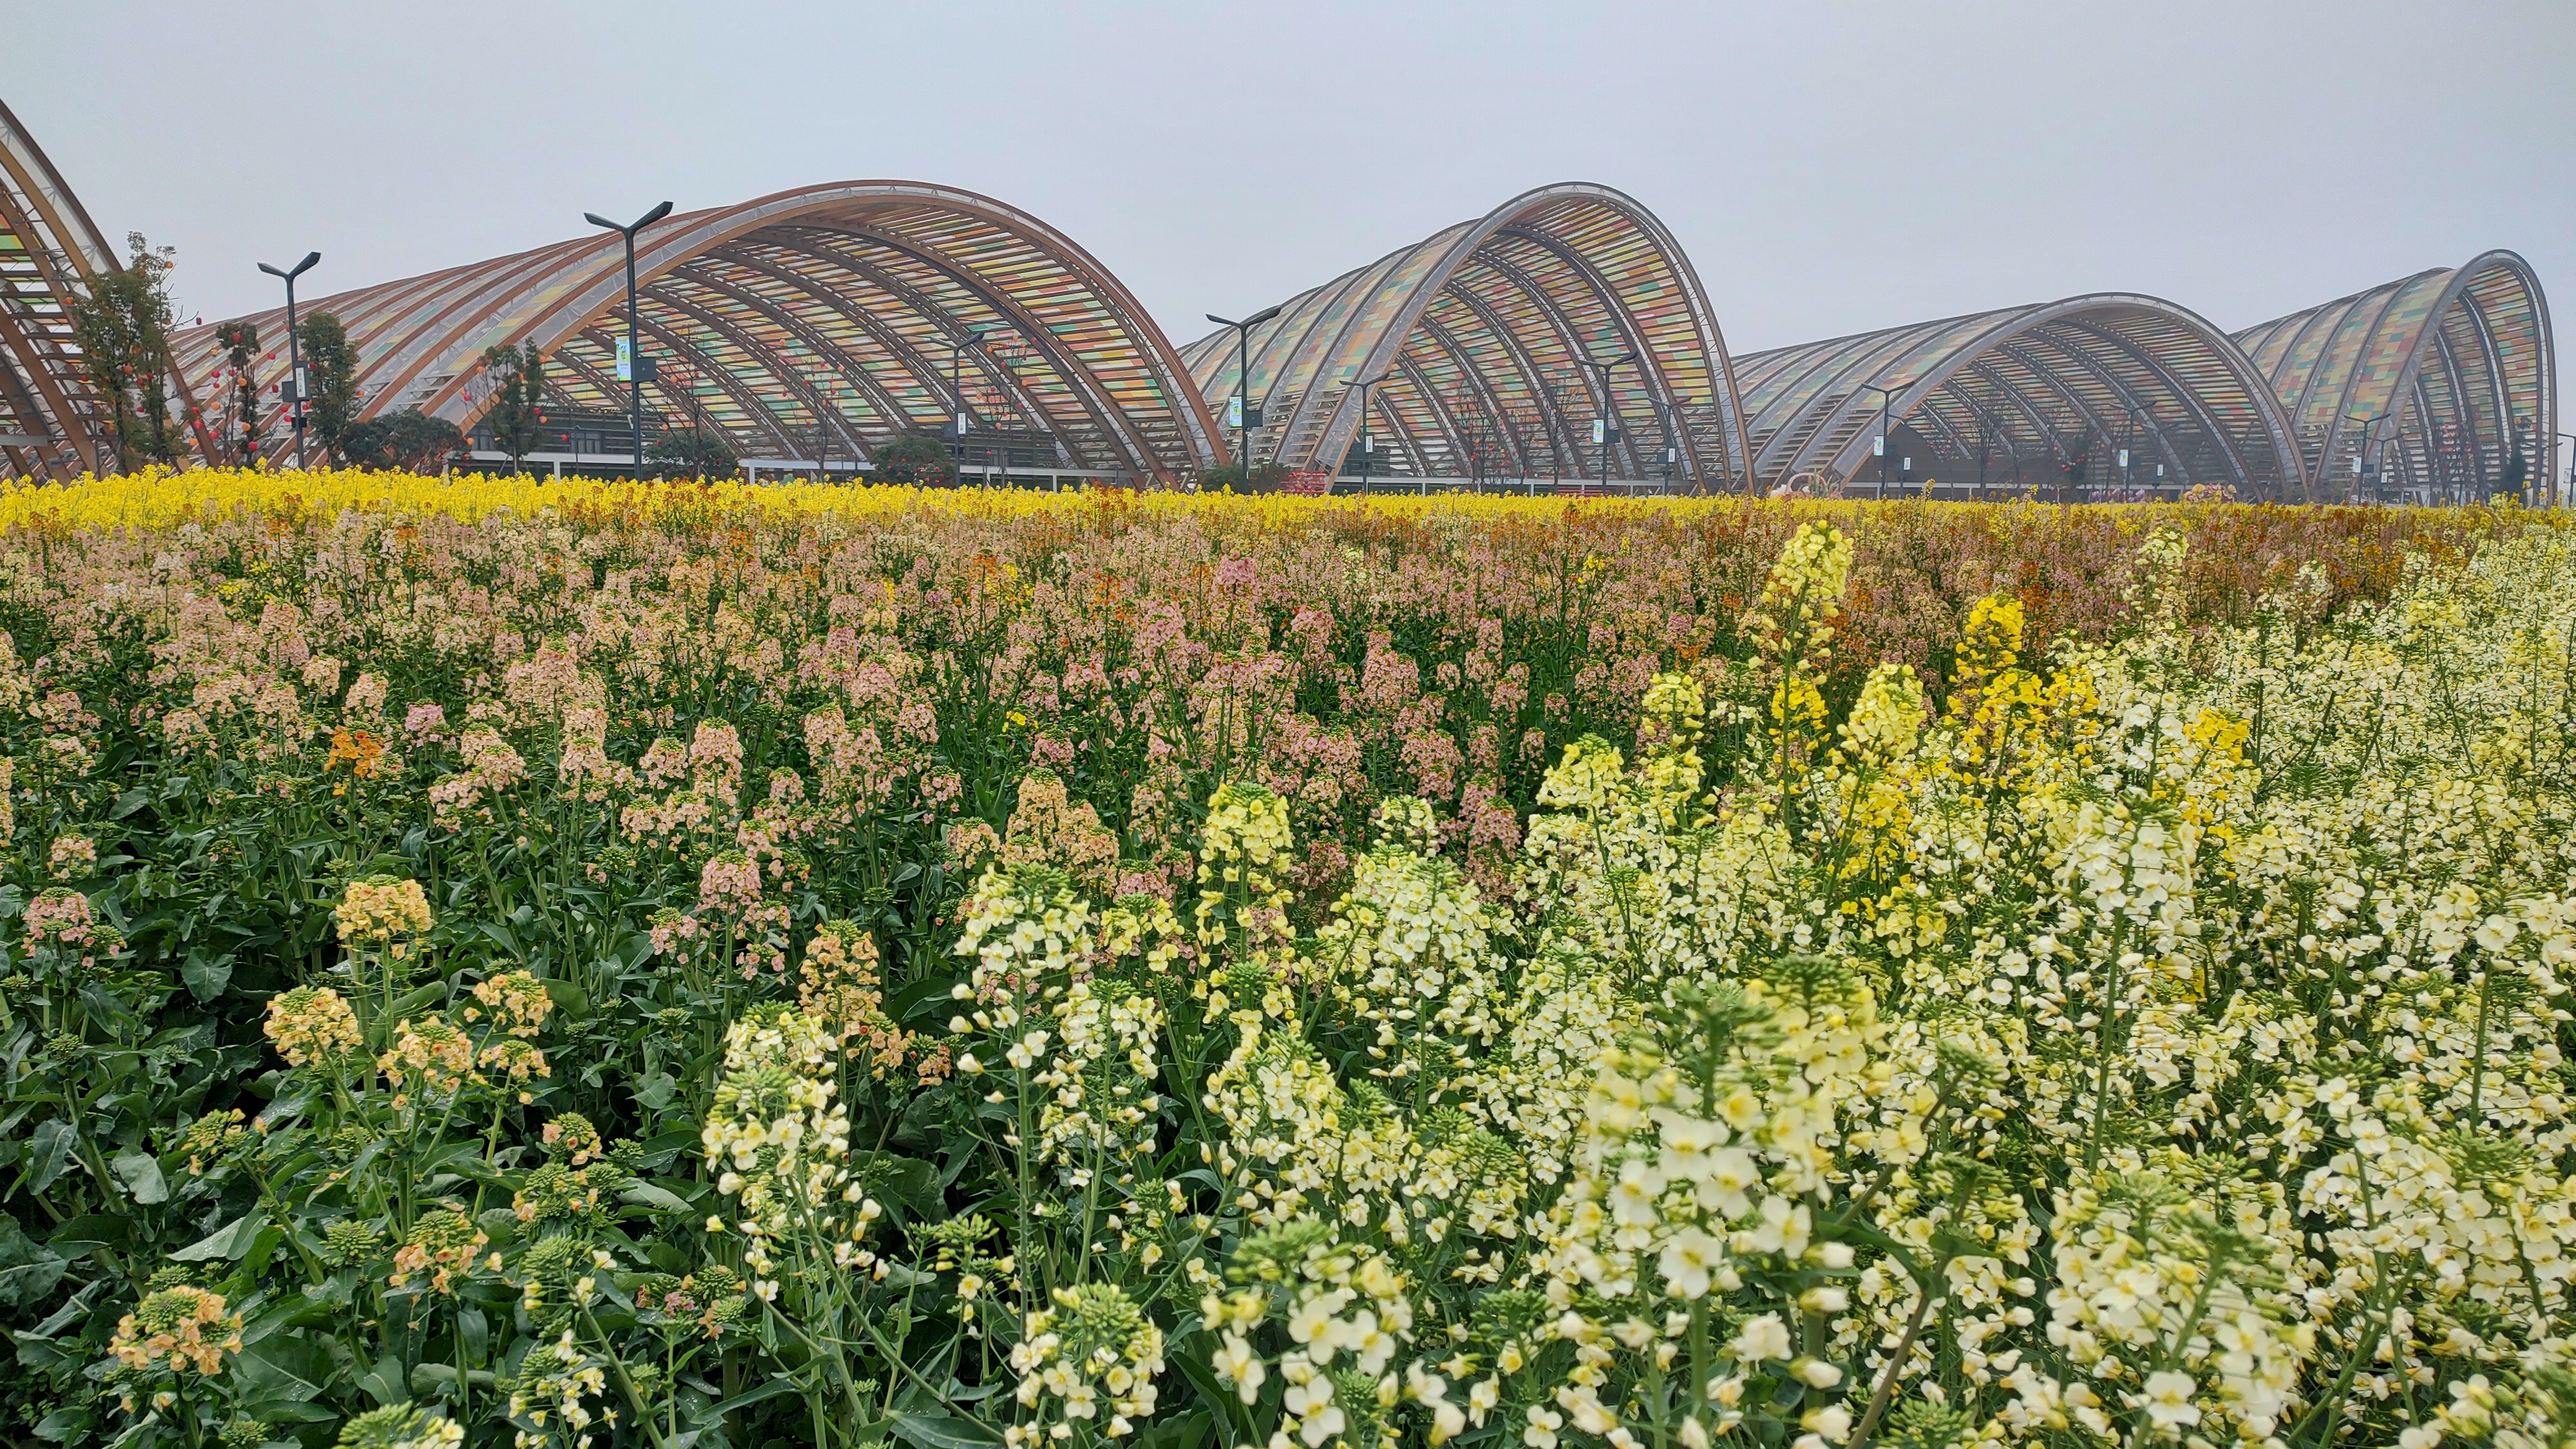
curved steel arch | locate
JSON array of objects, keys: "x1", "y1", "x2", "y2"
[
  {"x1": 1, "y1": 99, "x2": 216, "y2": 480},
  {"x1": 1732, "y1": 294, "x2": 2307, "y2": 499},
  {"x1": 171, "y1": 182, "x2": 1224, "y2": 484},
  {"x1": 1181, "y1": 183, "x2": 1754, "y2": 489},
  {"x1": 2231, "y1": 251, "x2": 2553, "y2": 500}
]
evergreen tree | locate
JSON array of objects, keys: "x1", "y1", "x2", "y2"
[
  {"x1": 343, "y1": 409, "x2": 466, "y2": 472},
  {"x1": 646, "y1": 426, "x2": 739, "y2": 480},
  {"x1": 298, "y1": 310, "x2": 359, "y2": 462},
  {"x1": 479, "y1": 342, "x2": 545, "y2": 468},
  {"x1": 70, "y1": 232, "x2": 183, "y2": 471},
  {"x1": 871, "y1": 432, "x2": 954, "y2": 486}
]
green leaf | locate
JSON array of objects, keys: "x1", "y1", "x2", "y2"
[
  {"x1": 1170, "y1": 1347, "x2": 1255, "y2": 1448},
  {"x1": 618, "y1": 1183, "x2": 695, "y2": 1215},
  {"x1": 22, "y1": 1120, "x2": 75, "y2": 1196},
  {"x1": 171, "y1": 1208, "x2": 270, "y2": 1262},
  {"x1": 388, "y1": 982, "x2": 447, "y2": 1018},
  {"x1": 410, "y1": 1362, "x2": 496, "y2": 1394},
  {"x1": 636, "y1": 1128, "x2": 697, "y2": 1169},
  {"x1": 708, "y1": 1376, "x2": 807, "y2": 1417},
  {"x1": 1133, "y1": 1410, "x2": 1213, "y2": 1449},
  {"x1": 0, "y1": 1215, "x2": 68, "y2": 1309},
  {"x1": 111, "y1": 1150, "x2": 168, "y2": 1204},
  {"x1": 853, "y1": 1151, "x2": 943, "y2": 1220},
  {"x1": 44, "y1": 1215, "x2": 126, "y2": 1256},
  {"x1": 180, "y1": 952, "x2": 233, "y2": 1003},
  {"x1": 355, "y1": 1358, "x2": 407, "y2": 1408},
  {"x1": 890, "y1": 1412, "x2": 1002, "y2": 1449},
  {"x1": 542, "y1": 978, "x2": 591, "y2": 1018},
  {"x1": 234, "y1": 1337, "x2": 332, "y2": 1404},
  {"x1": 636, "y1": 1072, "x2": 678, "y2": 1110}
]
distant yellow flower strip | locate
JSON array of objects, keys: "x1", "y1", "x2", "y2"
[{"x1": 4, "y1": 464, "x2": 2561, "y2": 539}]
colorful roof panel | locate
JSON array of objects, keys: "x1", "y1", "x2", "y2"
[
  {"x1": 0, "y1": 98, "x2": 120, "y2": 480},
  {"x1": 171, "y1": 183, "x2": 1224, "y2": 483},
  {"x1": 1181, "y1": 184, "x2": 1752, "y2": 488},
  {"x1": 2230, "y1": 252, "x2": 2553, "y2": 502}
]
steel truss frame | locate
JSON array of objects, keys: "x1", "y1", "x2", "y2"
[
  {"x1": 171, "y1": 182, "x2": 1223, "y2": 484},
  {"x1": 2231, "y1": 251, "x2": 2553, "y2": 502},
  {"x1": 1180, "y1": 183, "x2": 1754, "y2": 490}
]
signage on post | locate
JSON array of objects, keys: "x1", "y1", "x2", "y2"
[
  {"x1": 1592, "y1": 419, "x2": 1605, "y2": 446},
  {"x1": 1227, "y1": 396, "x2": 1242, "y2": 430},
  {"x1": 2117, "y1": 449, "x2": 2130, "y2": 469},
  {"x1": 615, "y1": 337, "x2": 632, "y2": 381},
  {"x1": 1873, "y1": 435, "x2": 1885, "y2": 457}
]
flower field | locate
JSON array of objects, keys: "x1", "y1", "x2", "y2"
[{"x1": 0, "y1": 470, "x2": 2571, "y2": 1449}]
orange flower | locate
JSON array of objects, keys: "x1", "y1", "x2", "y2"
[{"x1": 327, "y1": 725, "x2": 386, "y2": 781}]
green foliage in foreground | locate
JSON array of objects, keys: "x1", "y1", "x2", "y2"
[{"x1": 1, "y1": 509, "x2": 2573, "y2": 1449}]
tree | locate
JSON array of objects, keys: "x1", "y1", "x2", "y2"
[
  {"x1": 480, "y1": 342, "x2": 545, "y2": 469},
  {"x1": 1198, "y1": 460, "x2": 1289, "y2": 493},
  {"x1": 69, "y1": 232, "x2": 184, "y2": 472},
  {"x1": 342, "y1": 409, "x2": 466, "y2": 473},
  {"x1": 299, "y1": 311, "x2": 359, "y2": 463},
  {"x1": 213, "y1": 318, "x2": 262, "y2": 466},
  {"x1": 2060, "y1": 426, "x2": 2096, "y2": 503},
  {"x1": 646, "y1": 426, "x2": 739, "y2": 480},
  {"x1": 871, "y1": 432, "x2": 954, "y2": 486}
]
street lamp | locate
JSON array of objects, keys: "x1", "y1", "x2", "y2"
[
  {"x1": 2555, "y1": 431, "x2": 2575, "y2": 509},
  {"x1": 256, "y1": 251, "x2": 320, "y2": 468},
  {"x1": 1343, "y1": 372, "x2": 1390, "y2": 494},
  {"x1": 1653, "y1": 395, "x2": 1692, "y2": 495},
  {"x1": 1205, "y1": 305, "x2": 1283, "y2": 486},
  {"x1": 583, "y1": 200, "x2": 674, "y2": 477},
  {"x1": 1853, "y1": 383, "x2": 1910, "y2": 500},
  {"x1": 1576, "y1": 352, "x2": 1636, "y2": 493},
  {"x1": 2343, "y1": 412, "x2": 2385, "y2": 505},
  {"x1": 945, "y1": 327, "x2": 993, "y2": 472}
]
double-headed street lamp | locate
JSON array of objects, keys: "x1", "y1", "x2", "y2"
[
  {"x1": 583, "y1": 201, "x2": 674, "y2": 477},
  {"x1": 1857, "y1": 381, "x2": 1904, "y2": 499},
  {"x1": 1577, "y1": 352, "x2": 1636, "y2": 492},
  {"x1": 256, "y1": 251, "x2": 320, "y2": 468},
  {"x1": 1342, "y1": 372, "x2": 1391, "y2": 493},
  {"x1": 946, "y1": 328, "x2": 994, "y2": 474},
  {"x1": 1651, "y1": 394, "x2": 1692, "y2": 495},
  {"x1": 2344, "y1": 411, "x2": 2386, "y2": 504},
  {"x1": 1206, "y1": 305, "x2": 1282, "y2": 485}
]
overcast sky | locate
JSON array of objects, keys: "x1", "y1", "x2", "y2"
[{"x1": 9, "y1": 0, "x2": 2570, "y2": 437}]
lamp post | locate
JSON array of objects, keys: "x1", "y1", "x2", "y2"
[
  {"x1": 1577, "y1": 352, "x2": 1636, "y2": 493},
  {"x1": 946, "y1": 328, "x2": 992, "y2": 474},
  {"x1": 2343, "y1": 412, "x2": 2384, "y2": 505},
  {"x1": 1546, "y1": 373, "x2": 1567, "y2": 496},
  {"x1": 1857, "y1": 383, "x2": 1904, "y2": 500},
  {"x1": 583, "y1": 201, "x2": 674, "y2": 477},
  {"x1": 1653, "y1": 394, "x2": 1692, "y2": 495},
  {"x1": 2555, "y1": 431, "x2": 2575, "y2": 509},
  {"x1": 256, "y1": 251, "x2": 320, "y2": 468},
  {"x1": 1205, "y1": 306, "x2": 1283, "y2": 488},
  {"x1": 1343, "y1": 372, "x2": 1390, "y2": 495}
]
